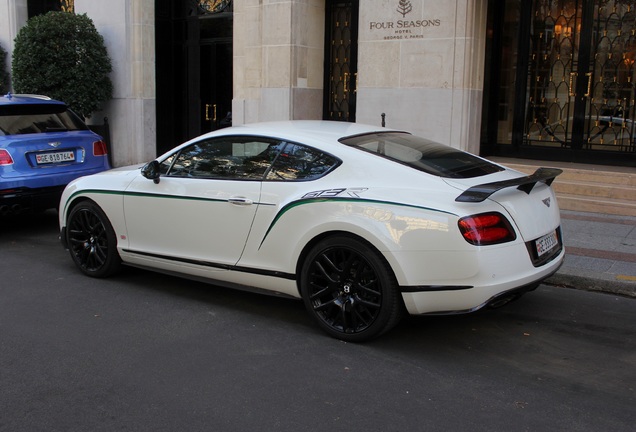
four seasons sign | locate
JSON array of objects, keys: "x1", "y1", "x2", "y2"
[{"x1": 368, "y1": 0, "x2": 441, "y2": 41}]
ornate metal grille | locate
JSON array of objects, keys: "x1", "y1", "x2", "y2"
[
  {"x1": 187, "y1": 0, "x2": 233, "y2": 16},
  {"x1": 60, "y1": 0, "x2": 74, "y2": 12},
  {"x1": 325, "y1": 1, "x2": 358, "y2": 122},
  {"x1": 525, "y1": 0, "x2": 636, "y2": 153},
  {"x1": 525, "y1": 1, "x2": 582, "y2": 147},
  {"x1": 587, "y1": 0, "x2": 636, "y2": 151}
]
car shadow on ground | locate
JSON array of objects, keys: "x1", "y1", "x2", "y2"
[{"x1": 114, "y1": 262, "x2": 547, "y2": 351}]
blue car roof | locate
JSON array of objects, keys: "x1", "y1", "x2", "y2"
[{"x1": 0, "y1": 93, "x2": 67, "y2": 107}]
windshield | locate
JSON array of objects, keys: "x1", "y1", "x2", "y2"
[
  {"x1": 340, "y1": 132, "x2": 503, "y2": 178},
  {"x1": 0, "y1": 104, "x2": 88, "y2": 136}
]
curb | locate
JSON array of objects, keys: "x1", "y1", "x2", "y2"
[{"x1": 545, "y1": 269, "x2": 636, "y2": 298}]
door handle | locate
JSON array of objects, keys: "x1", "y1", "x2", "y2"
[
  {"x1": 568, "y1": 72, "x2": 593, "y2": 98},
  {"x1": 584, "y1": 72, "x2": 592, "y2": 97},
  {"x1": 205, "y1": 104, "x2": 217, "y2": 122},
  {"x1": 228, "y1": 197, "x2": 253, "y2": 206}
]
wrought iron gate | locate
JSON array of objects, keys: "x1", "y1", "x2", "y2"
[
  {"x1": 525, "y1": 0, "x2": 636, "y2": 155},
  {"x1": 324, "y1": 1, "x2": 359, "y2": 122}
]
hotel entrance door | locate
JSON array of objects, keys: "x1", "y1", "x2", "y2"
[{"x1": 484, "y1": 0, "x2": 636, "y2": 166}]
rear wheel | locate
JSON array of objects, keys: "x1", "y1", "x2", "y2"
[
  {"x1": 300, "y1": 236, "x2": 403, "y2": 342},
  {"x1": 66, "y1": 201, "x2": 121, "y2": 278}
]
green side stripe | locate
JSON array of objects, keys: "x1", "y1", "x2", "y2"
[
  {"x1": 65, "y1": 190, "x2": 456, "y2": 249},
  {"x1": 64, "y1": 188, "x2": 233, "y2": 216},
  {"x1": 259, "y1": 197, "x2": 456, "y2": 247}
]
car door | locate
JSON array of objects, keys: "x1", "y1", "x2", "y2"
[{"x1": 122, "y1": 136, "x2": 283, "y2": 267}]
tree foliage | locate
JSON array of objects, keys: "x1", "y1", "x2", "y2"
[
  {"x1": 0, "y1": 43, "x2": 8, "y2": 95},
  {"x1": 12, "y1": 12, "x2": 112, "y2": 118}
]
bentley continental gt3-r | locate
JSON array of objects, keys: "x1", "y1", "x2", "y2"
[{"x1": 59, "y1": 121, "x2": 564, "y2": 341}]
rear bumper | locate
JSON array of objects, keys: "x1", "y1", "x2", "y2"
[
  {"x1": 0, "y1": 185, "x2": 66, "y2": 214},
  {"x1": 0, "y1": 166, "x2": 109, "y2": 214},
  {"x1": 398, "y1": 243, "x2": 565, "y2": 315}
]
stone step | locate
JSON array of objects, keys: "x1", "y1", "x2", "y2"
[
  {"x1": 552, "y1": 180, "x2": 636, "y2": 201},
  {"x1": 555, "y1": 167, "x2": 636, "y2": 187},
  {"x1": 555, "y1": 193, "x2": 636, "y2": 217},
  {"x1": 490, "y1": 158, "x2": 636, "y2": 217}
]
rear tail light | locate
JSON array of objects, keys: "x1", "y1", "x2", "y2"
[
  {"x1": 93, "y1": 140, "x2": 108, "y2": 156},
  {"x1": 0, "y1": 149, "x2": 14, "y2": 165},
  {"x1": 458, "y1": 212, "x2": 517, "y2": 246}
]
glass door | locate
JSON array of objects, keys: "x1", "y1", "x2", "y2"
[
  {"x1": 524, "y1": 0, "x2": 636, "y2": 154},
  {"x1": 324, "y1": 0, "x2": 359, "y2": 122},
  {"x1": 525, "y1": 0, "x2": 587, "y2": 149},
  {"x1": 200, "y1": 40, "x2": 233, "y2": 133},
  {"x1": 483, "y1": 0, "x2": 636, "y2": 165},
  {"x1": 585, "y1": 1, "x2": 636, "y2": 152}
]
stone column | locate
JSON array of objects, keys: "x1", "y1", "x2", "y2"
[
  {"x1": 357, "y1": 0, "x2": 487, "y2": 153},
  {"x1": 233, "y1": 0, "x2": 325, "y2": 125},
  {"x1": 0, "y1": 0, "x2": 28, "y2": 91},
  {"x1": 76, "y1": 0, "x2": 156, "y2": 166}
]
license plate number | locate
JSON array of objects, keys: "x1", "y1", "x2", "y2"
[
  {"x1": 36, "y1": 151, "x2": 75, "y2": 164},
  {"x1": 536, "y1": 231, "x2": 559, "y2": 257}
]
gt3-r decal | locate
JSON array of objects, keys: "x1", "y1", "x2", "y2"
[{"x1": 302, "y1": 187, "x2": 368, "y2": 199}]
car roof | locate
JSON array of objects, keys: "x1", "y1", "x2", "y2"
[
  {"x1": 205, "y1": 120, "x2": 407, "y2": 149},
  {"x1": 0, "y1": 93, "x2": 66, "y2": 107}
]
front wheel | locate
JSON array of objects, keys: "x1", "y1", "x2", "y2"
[
  {"x1": 300, "y1": 236, "x2": 403, "y2": 342},
  {"x1": 66, "y1": 200, "x2": 121, "y2": 278}
]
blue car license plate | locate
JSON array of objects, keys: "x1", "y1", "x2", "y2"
[{"x1": 36, "y1": 151, "x2": 75, "y2": 164}]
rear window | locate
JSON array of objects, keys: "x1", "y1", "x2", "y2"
[
  {"x1": 0, "y1": 103, "x2": 88, "y2": 136},
  {"x1": 340, "y1": 132, "x2": 503, "y2": 178}
]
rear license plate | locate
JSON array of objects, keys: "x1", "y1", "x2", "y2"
[
  {"x1": 36, "y1": 151, "x2": 75, "y2": 164},
  {"x1": 536, "y1": 230, "x2": 559, "y2": 257}
]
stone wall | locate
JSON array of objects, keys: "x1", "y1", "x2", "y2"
[
  {"x1": 356, "y1": 0, "x2": 487, "y2": 153},
  {"x1": 77, "y1": 0, "x2": 156, "y2": 166},
  {"x1": 232, "y1": 0, "x2": 487, "y2": 153},
  {"x1": 233, "y1": 0, "x2": 325, "y2": 125}
]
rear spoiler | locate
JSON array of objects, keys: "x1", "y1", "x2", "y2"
[{"x1": 455, "y1": 167, "x2": 563, "y2": 203}]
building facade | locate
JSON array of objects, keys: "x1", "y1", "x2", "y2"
[{"x1": 1, "y1": 0, "x2": 634, "y2": 167}]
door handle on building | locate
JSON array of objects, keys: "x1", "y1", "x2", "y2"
[
  {"x1": 205, "y1": 104, "x2": 217, "y2": 122},
  {"x1": 343, "y1": 73, "x2": 358, "y2": 94},
  {"x1": 568, "y1": 72, "x2": 593, "y2": 98}
]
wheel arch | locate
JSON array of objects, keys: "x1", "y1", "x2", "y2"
[
  {"x1": 60, "y1": 196, "x2": 97, "y2": 249},
  {"x1": 63, "y1": 195, "x2": 95, "y2": 219},
  {"x1": 59, "y1": 189, "x2": 128, "y2": 252},
  {"x1": 294, "y1": 230, "x2": 403, "y2": 295},
  {"x1": 63, "y1": 197, "x2": 123, "y2": 278}
]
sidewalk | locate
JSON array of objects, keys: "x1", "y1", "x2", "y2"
[{"x1": 545, "y1": 210, "x2": 636, "y2": 298}]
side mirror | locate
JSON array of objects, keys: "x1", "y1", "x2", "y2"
[{"x1": 141, "y1": 160, "x2": 161, "y2": 184}]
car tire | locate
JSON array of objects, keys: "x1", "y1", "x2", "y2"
[
  {"x1": 66, "y1": 200, "x2": 121, "y2": 278},
  {"x1": 300, "y1": 236, "x2": 403, "y2": 342}
]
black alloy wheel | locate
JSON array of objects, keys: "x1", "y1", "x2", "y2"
[
  {"x1": 300, "y1": 236, "x2": 403, "y2": 342},
  {"x1": 66, "y1": 200, "x2": 121, "y2": 278}
]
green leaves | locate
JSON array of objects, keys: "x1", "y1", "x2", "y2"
[
  {"x1": 0, "y1": 43, "x2": 7, "y2": 95},
  {"x1": 12, "y1": 12, "x2": 113, "y2": 118}
]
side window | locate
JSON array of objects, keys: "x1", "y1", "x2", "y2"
[
  {"x1": 159, "y1": 153, "x2": 176, "y2": 174},
  {"x1": 164, "y1": 137, "x2": 283, "y2": 180},
  {"x1": 266, "y1": 142, "x2": 339, "y2": 181}
]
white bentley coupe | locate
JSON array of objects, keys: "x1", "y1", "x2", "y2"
[{"x1": 59, "y1": 121, "x2": 564, "y2": 341}]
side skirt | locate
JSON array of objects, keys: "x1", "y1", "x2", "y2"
[
  {"x1": 122, "y1": 248, "x2": 296, "y2": 280},
  {"x1": 123, "y1": 261, "x2": 301, "y2": 301}
]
